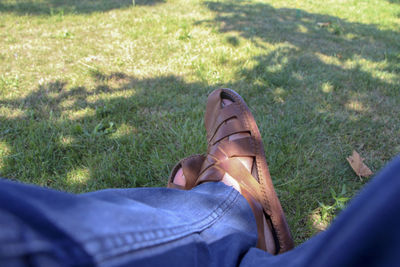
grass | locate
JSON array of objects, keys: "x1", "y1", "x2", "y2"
[{"x1": 0, "y1": 0, "x2": 399, "y2": 244}]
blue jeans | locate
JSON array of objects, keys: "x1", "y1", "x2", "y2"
[{"x1": 1, "y1": 155, "x2": 400, "y2": 267}]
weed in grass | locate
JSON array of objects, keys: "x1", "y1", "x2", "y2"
[
  {"x1": 86, "y1": 121, "x2": 116, "y2": 137},
  {"x1": 178, "y1": 23, "x2": 192, "y2": 41},
  {"x1": 310, "y1": 184, "x2": 349, "y2": 232},
  {"x1": 330, "y1": 23, "x2": 343, "y2": 36}
]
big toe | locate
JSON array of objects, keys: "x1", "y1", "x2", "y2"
[{"x1": 173, "y1": 168, "x2": 186, "y2": 187}]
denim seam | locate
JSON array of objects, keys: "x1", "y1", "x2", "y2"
[{"x1": 83, "y1": 187, "x2": 241, "y2": 262}]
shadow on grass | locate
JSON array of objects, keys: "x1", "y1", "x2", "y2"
[
  {"x1": 198, "y1": 0, "x2": 399, "y2": 242},
  {"x1": 202, "y1": 1, "x2": 399, "y2": 69},
  {"x1": 0, "y1": 0, "x2": 165, "y2": 15},
  {"x1": 198, "y1": 0, "x2": 399, "y2": 162},
  {"x1": 0, "y1": 73, "x2": 209, "y2": 192}
]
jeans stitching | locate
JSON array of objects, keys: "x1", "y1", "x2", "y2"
[{"x1": 83, "y1": 187, "x2": 241, "y2": 262}]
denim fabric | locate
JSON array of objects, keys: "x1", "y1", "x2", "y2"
[
  {"x1": 0, "y1": 181, "x2": 257, "y2": 266},
  {"x1": 1, "y1": 155, "x2": 400, "y2": 267}
]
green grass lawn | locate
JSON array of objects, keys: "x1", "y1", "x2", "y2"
[{"x1": 1, "y1": 0, "x2": 399, "y2": 244}]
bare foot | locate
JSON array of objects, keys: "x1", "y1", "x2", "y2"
[{"x1": 173, "y1": 168, "x2": 186, "y2": 187}]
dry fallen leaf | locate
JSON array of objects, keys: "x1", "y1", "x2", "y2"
[
  {"x1": 346, "y1": 150, "x2": 373, "y2": 179},
  {"x1": 317, "y1": 22, "x2": 331, "y2": 27}
]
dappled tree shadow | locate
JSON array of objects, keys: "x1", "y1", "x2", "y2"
[
  {"x1": 197, "y1": 0, "x2": 399, "y2": 145},
  {"x1": 0, "y1": 73, "x2": 209, "y2": 192},
  {"x1": 198, "y1": 1, "x2": 399, "y2": 159},
  {"x1": 0, "y1": 0, "x2": 165, "y2": 15},
  {"x1": 201, "y1": 1, "x2": 399, "y2": 67}
]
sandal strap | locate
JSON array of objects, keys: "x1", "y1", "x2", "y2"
[
  {"x1": 197, "y1": 155, "x2": 264, "y2": 210},
  {"x1": 167, "y1": 154, "x2": 205, "y2": 190},
  {"x1": 219, "y1": 158, "x2": 264, "y2": 206},
  {"x1": 199, "y1": 137, "x2": 256, "y2": 173},
  {"x1": 197, "y1": 165, "x2": 226, "y2": 183},
  {"x1": 210, "y1": 136, "x2": 256, "y2": 158},
  {"x1": 206, "y1": 103, "x2": 241, "y2": 142},
  {"x1": 210, "y1": 119, "x2": 251, "y2": 145},
  {"x1": 241, "y1": 187, "x2": 270, "y2": 251},
  {"x1": 205, "y1": 89, "x2": 225, "y2": 139}
]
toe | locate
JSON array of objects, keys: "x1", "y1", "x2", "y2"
[
  {"x1": 173, "y1": 168, "x2": 186, "y2": 187},
  {"x1": 221, "y1": 98, "x2": 233, "y2": 107}
]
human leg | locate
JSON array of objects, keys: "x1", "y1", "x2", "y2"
[
  {"x1": 2, "y1": 154, "x2": 400, "y2": 267},
  {"x1": 0, "y1": 178, "x2": 257, "y2": 266}
]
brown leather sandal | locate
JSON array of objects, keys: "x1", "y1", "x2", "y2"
[
  {"x1": 195, "y1": 88, "x2": 294, "y2": 254},
  {"x1": 167, "y1": 155, "x2": 206, "y2": 190}
]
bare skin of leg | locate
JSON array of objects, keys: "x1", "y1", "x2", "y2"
[{"x1": 173, "y1": 99, "x2": 275, "y2": 251}]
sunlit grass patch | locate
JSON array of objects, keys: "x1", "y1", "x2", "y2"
[
  {"x1": 0, "y1": 141, "x2": 11, "y2": 170},
  {"x1": 67, "y1": 167, "x2": 91, "y2": 185}
]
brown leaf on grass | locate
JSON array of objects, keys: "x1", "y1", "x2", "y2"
[
  {"x1": 346, "y1": 150, "x2": 373, "y2": 179},
  {"x1": 317, "y1": 22, "x2": 331, "y2": 27}
]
